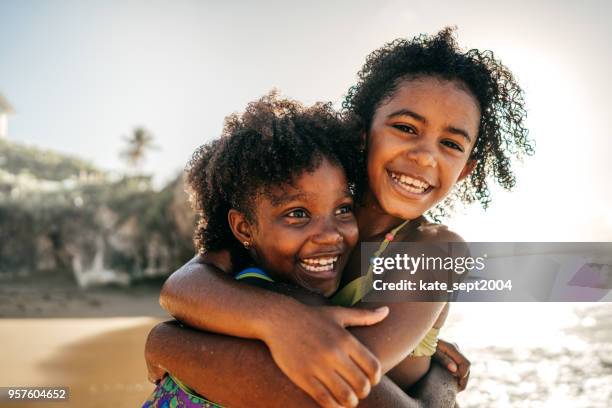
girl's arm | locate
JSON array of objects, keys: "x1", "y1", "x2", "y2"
[
  {"x1": 161, "y1": 254, "x2": 441, "y2": 374},
  {"x1": 161, "y1": 254, "x2": 390, "y2": 406},
  {"x1": 347, "y1": 228, "x2": 473, "y2": 373},
  {"x1": 161, "y1": 232, "x2": 463, "y2": 400},
  {"x1": 348, "y1": 301, "x2": 445, "y2": 373},
  {"x1": 426, "y1": 305, "x2": 472, "y2": 391},
  {"x1": 146, "y1": 321, "x2": 458, "y2": 408},
  {"x1": 385, "y1": 303, "x2": 449, "y2": 389}
]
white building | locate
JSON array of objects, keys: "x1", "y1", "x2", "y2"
[{"x1": 0, "y1": 93, "x2": 14, "y2": 138}]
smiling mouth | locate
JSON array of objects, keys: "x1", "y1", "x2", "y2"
[
  {"x1": 299, "y1": 256, "x2": 339, "y2": 274},
  {"x1": 388, "y1": 171, "x2": 434, "y2": 195}
]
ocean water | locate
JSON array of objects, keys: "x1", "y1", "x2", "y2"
[{"x1": 445, "y1": 303, "x2": 612, "y2": 407}]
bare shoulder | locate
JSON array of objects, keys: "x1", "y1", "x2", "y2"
[
  {"x1": 195, "y1": 250, "x2": 233, "y2": 273},
  {"x1": 400, "y1": 216, "x2": 466, "y2": 244},
  {"x1": 397, "y1": 218, "x2": 470, "y2": 263}
]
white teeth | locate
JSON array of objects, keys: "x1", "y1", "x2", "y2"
[
  {"x1": 300, "y1": 263, "x2": 334, "y2": 272},
  {"x1": 300, "y1": 256, "x2": 339, "y2": 272},
  {"x1": 390, "y1": 172, "x2": 430, "y2": 193},
  {"x1": 301, "y1": 256, "x2": 338, "y2": 265}
]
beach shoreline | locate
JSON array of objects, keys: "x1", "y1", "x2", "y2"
[{"x1": 0, "y1": 273, "x2": 168, "y2": 318}]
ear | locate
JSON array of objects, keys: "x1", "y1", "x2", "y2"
[
  {"x1": 457, "y1": 159, "x2": 477, "y2": 182},
  {"x1": 228, "y1": 209, "x2": 254, "y2": 246}
]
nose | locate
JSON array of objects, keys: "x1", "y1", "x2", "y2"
[
  {"x1": 405, "y1": 142, "x2": 437, "y2": 168},
  {"x1": 311, "y1": 218, "x2": 344, "y2": 246}
]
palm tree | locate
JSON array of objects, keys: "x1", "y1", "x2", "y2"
[{"x1": 120, "y1": 127, "x2": 158, "y2": 171}]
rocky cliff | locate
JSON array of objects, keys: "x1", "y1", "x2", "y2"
[{"x1": 0, "y1": 139, "x2": 195, "y2": 287}]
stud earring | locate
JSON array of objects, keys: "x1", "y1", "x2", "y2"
[{"x1": 243, "y1": 241, "x2": 250, "y2": 249}]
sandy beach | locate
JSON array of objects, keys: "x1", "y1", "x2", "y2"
[
  {"x1": 0, "y1": 318, "x2": 163, "y2": 408},
  {"x1": 1, "y1": 274, "x2": 611, "y2": 407},
  {"x1": 0, "y1": 274, "x2": 166, "y2": 407}
]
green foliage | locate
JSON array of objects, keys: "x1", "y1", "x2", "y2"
[
  {"x1": 0, "y1": 139, "x2": 194, "y2": 282},
  {"x1": 0, "y1": 139, "x2": 103, "y2": 181},
  {"x1": 120, "y1": 127, "x2": 158, "y2": 169},
  {"x1": 0, "y1": 202, "x2": 37, "y2": 272}
]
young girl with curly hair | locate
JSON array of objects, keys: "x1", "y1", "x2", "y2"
[
  {"x1": 145, "y1": 27, "x2": 533, "y2": 408},
  {"x1": 144, "y1": 94, "x2": 388, "y2": 407}
]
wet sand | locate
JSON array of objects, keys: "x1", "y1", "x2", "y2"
[
  {"x1": 0, "y1": 274, "x2": 167, "y2": 407},
  {"x1": 0, "y1": 318, "x2": 164, "y2": 408},
  {"x1": 0, "y1": 274, "x2": 167, "y2": 318}
]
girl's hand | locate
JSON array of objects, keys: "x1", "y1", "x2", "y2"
[
  {"x1": 433, "y1": 338, "x2": 471, "y2": 391},
  {"x1": 262, "y1": 304, "x2": 389, "y2": 408}
]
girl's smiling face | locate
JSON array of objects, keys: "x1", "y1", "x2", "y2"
[
  {"x1": 365, "y1": 77, "x2": 480, "y2": 221},
  {"x1": 240, "y1": 158, "x2": 359, "y2": 297}
]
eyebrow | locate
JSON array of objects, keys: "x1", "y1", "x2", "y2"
[
  {"x1": 268, "y1": 188, "x2": 353, "y2": 207},
  {"x1": 445, "y1": 126, "x2": 472, "y2": 143},
  {"x1": 388, "y1": 108, "x2": 473, "y2": 143},
  {"x1": 269, "y1": 192, "x2": 308, "y2": 207},
  {"x1": 388, "y1": 108, "x2": 426, "y2": 123}
]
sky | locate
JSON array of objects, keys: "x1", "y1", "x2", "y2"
[{"x1": 0, "y1": 0, "x2": 611, "y2": 241}]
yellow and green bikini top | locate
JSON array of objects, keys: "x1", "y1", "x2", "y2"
[{"x1": 330, "y1": 219, "x2": 439, "y2": 357}]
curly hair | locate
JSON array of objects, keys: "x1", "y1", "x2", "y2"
[
  {"x1": 343, "y1": 27, "x2": 534, "y2": 216},
  {"x1": 186, "y1": 91, "x2": 363, "y2": 267}
]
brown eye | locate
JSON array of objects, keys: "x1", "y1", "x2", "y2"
[
  {"x1": 441, "y1": 140, "x2": 464, "y2": 152},
  {"x1": 393, "y1": 124, "x2": 417, "y2": 134},
  {"x1": 335, "y1": 205, "x2": 353, "y2": 215},
  {"x1": 286, "y1": 209, "x2": 308, "y2": 218}
]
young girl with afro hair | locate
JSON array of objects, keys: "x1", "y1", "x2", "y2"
[{"x1": 144, "y1": 93, "x2": 388, "y2": 407}]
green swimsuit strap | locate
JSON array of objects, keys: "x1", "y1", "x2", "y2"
[{"x1": 331, "y1": 220, "x2": 410, "y2": 306}]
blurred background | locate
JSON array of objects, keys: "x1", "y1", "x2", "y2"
[{"x1": 0, "y1": 0, "x2": 610, "y2": 407}]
